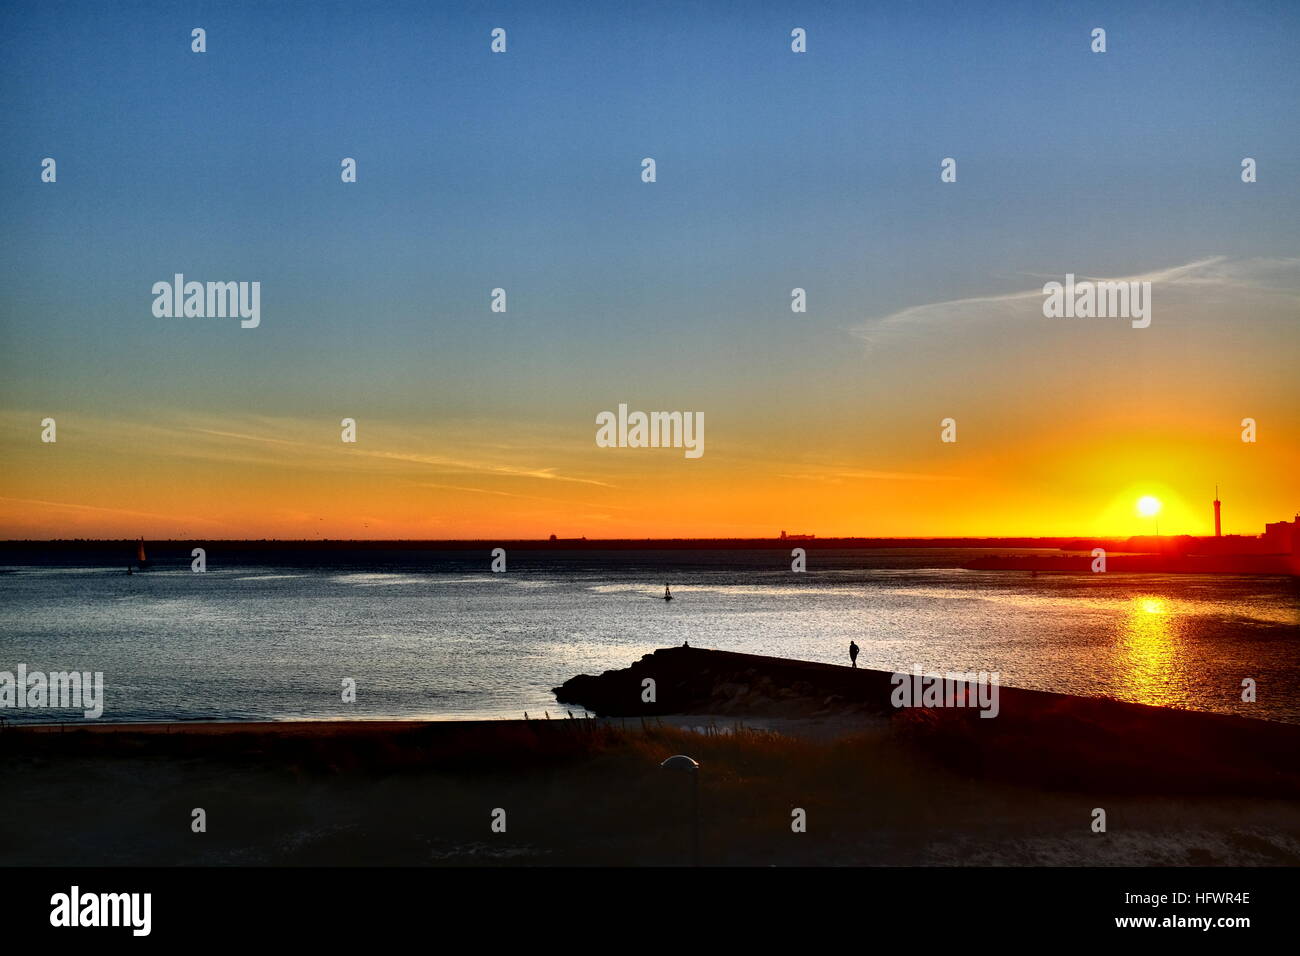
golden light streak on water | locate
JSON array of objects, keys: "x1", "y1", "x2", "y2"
[{"x1": 1117, "y1": 596, "x2": 1183, "y2": 707}]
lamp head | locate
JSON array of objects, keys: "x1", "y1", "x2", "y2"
[{"x1": 660, "y1": 755, "x2": 700, "y2": 772}]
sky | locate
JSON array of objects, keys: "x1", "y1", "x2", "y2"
[{"x1": 1, "y1": 0, "x2": 1297, "y2": 539}]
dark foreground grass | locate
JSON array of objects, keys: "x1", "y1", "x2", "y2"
[{"x1": 3, "y1": 717, "x2": 1298, "y2": 866}]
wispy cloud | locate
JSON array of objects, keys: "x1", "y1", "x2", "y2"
[
  {"x1": 412, "y1": 481, "x2": 629, "y2": 506},
  {"x1": 190, "y1": 428, "x2": 301, "y2": 446},
  {"x1": 2, "y1": 413, "x2": 616, "y2": 490},
  {"x1": 850, "y1": 256, "x2": 1300, "y2": 350},
  {"x1": 362, "y1": 450, "x2": 615, "y2": 488},
  {"x1": 136, "y1": 416, "x2": 612, "y2": 488},
  {"x1": 0, "y1": 496, "x2": 228, "y2": 527},
  {"x1": 776, "y1": 469, "x2": 961, "y2": 484}
]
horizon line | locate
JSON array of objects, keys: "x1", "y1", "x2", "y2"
[{"x1": 0, "y1": 531, "x2": 1270, "y2": 544}]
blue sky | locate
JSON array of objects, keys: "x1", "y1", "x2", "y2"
[{"x1": 2, "y1": 0, "x2": 1297, "y2": 537}]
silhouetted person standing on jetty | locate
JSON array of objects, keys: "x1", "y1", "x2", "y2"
[{"x1": 849, "y1": 640, "x2": 859, "y2": 668}]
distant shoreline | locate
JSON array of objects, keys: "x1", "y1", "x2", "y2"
[
  {"x1": 0, "y1": 536, "x2": 1234, "y2": 549},
  {"x1": 4, "y1": 536, "x2": 1293, "y2": 574}
]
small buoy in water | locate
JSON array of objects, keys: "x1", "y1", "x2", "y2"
[{"x1": 664, "y1": 584, "x2": 673, "y2": 601}]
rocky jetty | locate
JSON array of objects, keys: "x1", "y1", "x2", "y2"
[
  {"x1": 555, "y1": 646, "x2": 896, "y2": 718},
  {"x1": 555, "y1": 647, "x2": 1300, "y2": 797}
]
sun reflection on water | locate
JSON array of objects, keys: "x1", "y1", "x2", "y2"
[{"x1": 1116, "y1": 595, "x2": 1185, "y2": 707}]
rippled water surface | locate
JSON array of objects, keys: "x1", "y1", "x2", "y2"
[{"x1": 1, "y1": 549, "x2": 1296, "y2": 723}]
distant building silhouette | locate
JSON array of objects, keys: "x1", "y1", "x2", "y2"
[
  {"x1": 1263, "y1": 517, "x2": 1300, "y2": 555},
  {"x1": 1213, "y1": 487, "x2": 1222, "y2": 538}
]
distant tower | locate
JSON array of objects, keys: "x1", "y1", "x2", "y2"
[{"x1": 1213, "y1": 487, "x2": 1222, "y2": 537}]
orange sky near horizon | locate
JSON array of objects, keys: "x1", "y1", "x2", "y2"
[
  {"x1": 4, "y1": 258, "x2": 1297, "y2": 542},
  {"x1": 2, "y1": 403, "x2": 1294, "y2": 541}
]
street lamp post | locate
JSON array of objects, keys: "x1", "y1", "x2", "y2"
[{"x1": 660, "y1": 754, "x2": 700, "y2": 866}]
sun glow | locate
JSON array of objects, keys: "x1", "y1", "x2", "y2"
[{"x1": 1136, "y1": 495, "x2": 1162, "y2": 518}]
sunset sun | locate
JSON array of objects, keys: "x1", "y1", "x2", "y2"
[{"x1": 1137, "y1": 495, "x2": 1163, "y2": 518}]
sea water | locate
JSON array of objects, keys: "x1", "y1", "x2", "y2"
[{"x1": 1, "y1": 549, "x2": 1296, "y2": 724}]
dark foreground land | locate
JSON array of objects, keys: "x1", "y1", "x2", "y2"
[{"x1": 3, "y1": 649, "x2": 1299, "y2": 866}]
